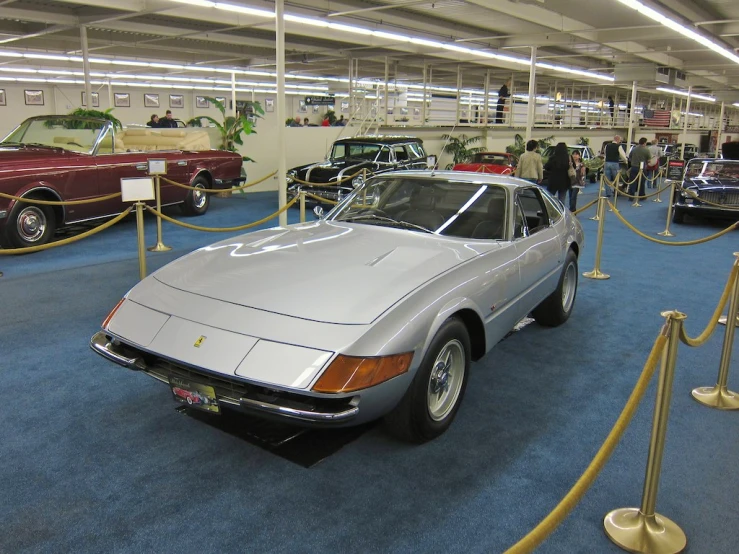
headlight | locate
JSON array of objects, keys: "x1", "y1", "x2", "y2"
[{"x1": 352, "y1": 175, "x2": 364, "y2": 188}]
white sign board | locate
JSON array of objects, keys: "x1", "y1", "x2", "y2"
[
  {"x1": 121, "y1": 177, "x2": 155, "y2": 202},
  {"x1": 148, "y1": 159, "x2": 167, "y2": 175}
]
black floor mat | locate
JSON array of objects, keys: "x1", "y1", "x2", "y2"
[{"x1": 176, "y1": 406, "x2": 374, "y2": 468}]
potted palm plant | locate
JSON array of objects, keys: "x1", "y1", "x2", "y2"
[{"x1": 441, "y1": 134, "x2": 485, "y2": 169}]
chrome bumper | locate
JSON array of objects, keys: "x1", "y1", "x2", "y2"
[{"x1": 90, "y1": 331, "x2": 359, "y2": 424}]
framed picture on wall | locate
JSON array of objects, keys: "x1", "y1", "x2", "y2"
[
  {"x1": 299, "y1": 100, "x2": 307, "y2": 113},
  {"x1": 0, "y1": 89, "x2": 6, "y2": 106},
  {"x1": 81, "y1": 91, "x2": 100, "y2": 108},
  {"x1": 24, "y1": 90, "x2": 44, "y2": 106},
  {"x1": 215, "y1": 96, "x2": 226, "y2": 107},
  {"x1": 169, "y1": 94, "x2": 184, "y2": 109},
  {"x1": 114, "y1": 93, "x2": 130, "y2": 107},
  {"x1": 264, "y1": 98, "x2": 274, "y2": 112},
  {"x1": 195, "y1": 96, "x2": 209, "y2": 109},
  {"x1": 413, "y1": 107, "x2": 420, "y2": 118},
  {"x1": 144, "y1": 94, "x2": 159, "y2": 108},
  {"x1": 341, "y1": 100, "x2": 349, "y2": 113},
  {"x1": 312, "y1": 105, "x2": 320, "y2": 114}
]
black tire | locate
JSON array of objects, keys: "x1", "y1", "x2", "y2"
[
  {"x1": 532, "y1": 249, "x2": 578, "y2": 327},
  {"x1": 384, "y1": 317, "x2": 470, "y2": 443},
  {"x1": 181, "y1": 176, "x2": 210, "y2": 216},
  {"x1": 4, "y1": 201, "x2": 56, "y2": 248},
  {"x1": 672, "y1": 207, "x2": 685, "y2": 224}
]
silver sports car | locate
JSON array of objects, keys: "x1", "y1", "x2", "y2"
[{"x1": 91, "y1": 171, "x2": 584, "y2": 442}]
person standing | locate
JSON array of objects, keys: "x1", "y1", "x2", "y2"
[
  {"x1": 514, "y1": 139, "x2": 543, "y2": 184},
  {"x1": 628, "y1": 137, "x2": 651, "y2": 200},
  {"x1": 568, "y1": 150, "x2": 586, "y2": 212},
  {"x1": 608, "y1": 96, "x2": 615, "y2": 123},
  {"x1": 646, "y1": 141, "x2": 662, "y2": 188},
  {"x1": 160, "y1": 110, "x2": 177, "y2": 128},
  {"x1": 543, "y1": 142, "x2": 571, "y2": 204},
  {"x1": 496, "y1": 79, "x2": 511, "y2": 124},
  {"x1": 603, "y1": 135, "x2": 628, "y2": 197}
]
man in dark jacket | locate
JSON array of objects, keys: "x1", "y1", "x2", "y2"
[
  {"x1": 603, "y1": 135, "x2": 628, "y2": 197},
  {"x1": 628, "y1": 137, "x2": 651, "y2": 200},
  {"x1": 496, "y1": 80, "x2": 510, "y2": 124},
  {"x1": 159, "y1": 110, "x2": 177, "y2": 128}
]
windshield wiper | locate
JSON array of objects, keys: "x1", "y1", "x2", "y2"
[{"x1": 340, "y1": 213, "x2": 434, "y2": 233}]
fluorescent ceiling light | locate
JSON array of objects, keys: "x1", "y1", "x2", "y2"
[
  {"x1": 656, "y1": 87, "x2": 716, "y2": 102},
  {"x1": 617, "y1": 0, "x2": 739, "y2": 65}
]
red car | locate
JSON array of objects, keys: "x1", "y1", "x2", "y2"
[
  {"x1": 0, "y1": 115, "x2": 245, "y2": 249},
  {"x1": 172, "y1": 387, "x2": 205, "y2": 406},
  {"x1": 452, "y1": 152, "x2": 517, "y2": 175}
]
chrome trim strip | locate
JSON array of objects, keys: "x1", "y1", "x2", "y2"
[
  {"x1": 239, "y1": 397, "x2": 359, "y2": 422},
  {"x1": 304, "y1": 162, "x2": 322, "y2": 183},
  {"x1": 337, "y1": 161, "x2": 366, "y2": 181},
  {"x1": 90, "y1": 331, "x2": 147, "y2": 370}
]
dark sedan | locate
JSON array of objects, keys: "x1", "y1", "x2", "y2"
[
  {"x1": 0, "y1": 115, "x2": 244, "y2": 249},
  {"x1": 672, "y1": 158, "x2": 739, "y2": 223}
]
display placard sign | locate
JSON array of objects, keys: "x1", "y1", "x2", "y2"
[
  {"x1": 666, "y1": 160, "x2": 685, "y2": 181},
  {"x1": 121, "y1": 177, "x2": 155, "y2": 202},
  {"x1": 148, "y1": 159, "x2": 167, "y2": 175},
  {"x1": 304, "y1": 95, "x2": 335, "y2": 106}
]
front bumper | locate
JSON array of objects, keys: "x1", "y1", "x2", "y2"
[
  {"x1": 213, "y1": 176, "x2": 246, "y2": 190},
  {"x1": 90, "y1": 331, "x2": 360, "y2": 425}
]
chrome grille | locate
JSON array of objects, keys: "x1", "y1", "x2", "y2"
[{"x1": 698, "y1": 191, "x2": 739, "y2": 206}]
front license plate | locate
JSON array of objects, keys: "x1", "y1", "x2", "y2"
[{"x1": 169, "y1": 377, "x2": 220, "y2": 414}]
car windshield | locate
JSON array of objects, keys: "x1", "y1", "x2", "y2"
[
  {"x1": 330, "y1": 176, "x2": 509, "y2": 239},
  {"x1": 470, "y1": 153, "x2": 512, "y2": 165},
  {"x1": 1, "y1": 116, "x2": 107, "y2": 154},
  {"x1": 330, "y1": 142, "x2": 383, "y2": 162},
  {"x1": 686, "y1": 160, "x2": 739, "y2": 180}
]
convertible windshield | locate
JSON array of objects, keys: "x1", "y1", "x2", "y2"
[
  {"x1": 686, "y1": 160, "x2": 739, "y2": 180},
  {"x1": 331, "y1": 176, "x2": 509, "y2": 239},
  {"x1": 330, "y1": 142, "x2": 385, "y2": 162},
  {"x1": 1, "y1": 116, "x2": 108, "y2": 154}
]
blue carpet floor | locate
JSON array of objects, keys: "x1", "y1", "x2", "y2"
[{"x1": 1, "y1": 188, "x2": 737, "y2": 553}]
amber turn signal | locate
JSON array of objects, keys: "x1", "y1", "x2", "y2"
[
  {"x1": 102, "y1": 298, "x2": 125, "y2": 330},
  {"x1": 312, "y1": 352, "x2": 414, "y2": 393}
]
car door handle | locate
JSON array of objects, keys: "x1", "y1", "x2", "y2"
[
  {"x1": 135, "y1": 163, "x2": 147, "y2": 170},
  {"x1": 177, "y1": 160, "x2": 187, "y2": 166}
]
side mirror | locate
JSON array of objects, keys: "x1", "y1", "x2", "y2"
[{"x1": 313, "y1": 205, "x2": 324, "y2": 219}]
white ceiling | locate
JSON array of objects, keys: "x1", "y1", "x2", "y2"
[{"x1": 0, "y1": 0, "x2": 738, "y2": 98}]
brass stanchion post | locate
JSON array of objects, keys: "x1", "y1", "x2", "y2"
[
  {"x1": 631, "y1": 168, "x2": 643, "y2": 207},
  {"x1": 652, "y1": 167, "x2": 663, "y2": 203},
  {"x1": 590, "y1": 174, "x2": 602, "y2": 221},
  {"x1": 604, "y1": 311, "x2": 687, "y2": 554},
  {"x1": 299, "y1": 190, "x2": 306, "y2": 223},
  {"x1": 657, "y1": 180, "x2": 676, "y2": 237},
  {"x1": 583, "y1": 194, "x2": 610, "y2": 280},
  {"x1": 135, "y1": 201, "x2": 147, "y2": 280},
  {"x1": 692, "y1": 253, "x2": 739, "y2": 409},
  {"x1": 147, "y1": 175, "x2": 171, "y2": 252}
]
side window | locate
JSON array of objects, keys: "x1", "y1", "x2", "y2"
[
  {"x1": 376, "y1": 146, "x2": 391, "y2": 163},
  {"x1": 407, "y1": 142, "x2": 426, "y2": 159},
  {"x1": 513, "y1": 201, "x2": 527, "y2": 238},
  {"x1": 541, "y1": 190, "x2": 564, "y2": 223},
  {"x1": 516, "y1": 187, "x2": 550, "y2": 234},
  {"x1": 394, "y1": 145, "x2": 409, "y2": 162}
]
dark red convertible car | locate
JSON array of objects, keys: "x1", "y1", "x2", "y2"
[
  {"x1": 452, "y1": 152, "x2": 517, "y2": 175},
  {"x1": 0, "y1": 115, "x2": 245, "y2": 248}
]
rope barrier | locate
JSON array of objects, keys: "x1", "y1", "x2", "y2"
[
  {"x1": 606, "y1": 200, "x2": 739, "y2": 246},
  {"x1": 679, "y1": 263, "x2": 739, "y2": 347},
  {"x1": 0, "y1": 207, "x2": 134, "y2": 255},
  {"x1": 0, "y1": 191, "x2": 122, "y2": 205},
  {"x1": 573, "y1": 197, "x2": 598, "y2": 216},
  {"x1": 143, "y1": 195, "x2": 298, "y2": 232},
  {"x1": 305, "y1": 191, "x2": 339, "y2": 205},
  {"x1": 161, "y1": 171, "x2": 277, "y2": 193},
  {"x1": 505, "y1": 325, "x2": 669, "y2": 554},
  {"x1": 289, "y1": 169, "x2": 364, "y2": 187}
]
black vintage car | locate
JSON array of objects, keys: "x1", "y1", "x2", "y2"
[
  {"x1": 672, "y1": 158, "x2": 739, "y2": 223},
  {"x1": 287, "y1": 136, "x2": 430, "y2": 206}
]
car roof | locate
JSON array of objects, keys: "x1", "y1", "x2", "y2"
[
  {"x1": 371, "y1": 169, "x2": 535, "y2": 189},
  {"x1": 334, "y1": 135, "x2": 423, "y2": 145}
]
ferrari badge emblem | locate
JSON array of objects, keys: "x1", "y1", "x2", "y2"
[{"x1": 194, "y1": 335, "x2": 207, "y2": 348}]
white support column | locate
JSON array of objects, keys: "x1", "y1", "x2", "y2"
[
  {"x1": 107, "y1": 80, "x2": 113, "y2": 111},
  {"x1": 80, "y1": 26, "x2": 92, "y2": 109},
  {"x1": 626, "y1": 80, "x2": 637, "y2": 149},
  {"x1": 231, "y1": 72, "x2": 237, "y2": 118},
  {"x1": 525, "y1": 46, "x2": 537, "y2": 140},
  {"x1": 276, "y1": 0, "x2": 287, "y2": 226},
  {"x1": 348, "y1": 59, "x2": 353, "y2": 118},
  {"x1": 681, "y1": 86, "x2": 692, "y2": 159},
  {"x1": 483, "y1": 69, "x2": 490, "y2": 126},
  {"x1": 455, "y1": 65, "x2": 462, "y2": 125},
  {"x1": 383, "y1": 56, "x2": 389, "y2": 124},
  {"x1": 716, "y1": 101, "x2": 725, "y2": 157},
  {"x1": 421, "y1": 64, "x2": 428, "y2": 125}
]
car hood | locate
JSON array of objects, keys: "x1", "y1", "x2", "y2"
[
  {"x1": 453, "y1": 163, "x2": 512, "y2": 174},
  {"x1": 152, "y1": 222, "x2": 488, "y2": 325},
  {"x1": 684, "y1": 177, "x2": 739, "y2": 191}
]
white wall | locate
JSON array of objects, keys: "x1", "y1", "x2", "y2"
[{"x1": 0, "y1": 82, "x2": 712, "y2": 193}]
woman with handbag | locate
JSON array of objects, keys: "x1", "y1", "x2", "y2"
[
  {"x1": 543, "y1": 142, "x2": 571, "y2": 204},
  {"x1": 568, "y1": 150, "x2": 586, "y2": 212}
]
